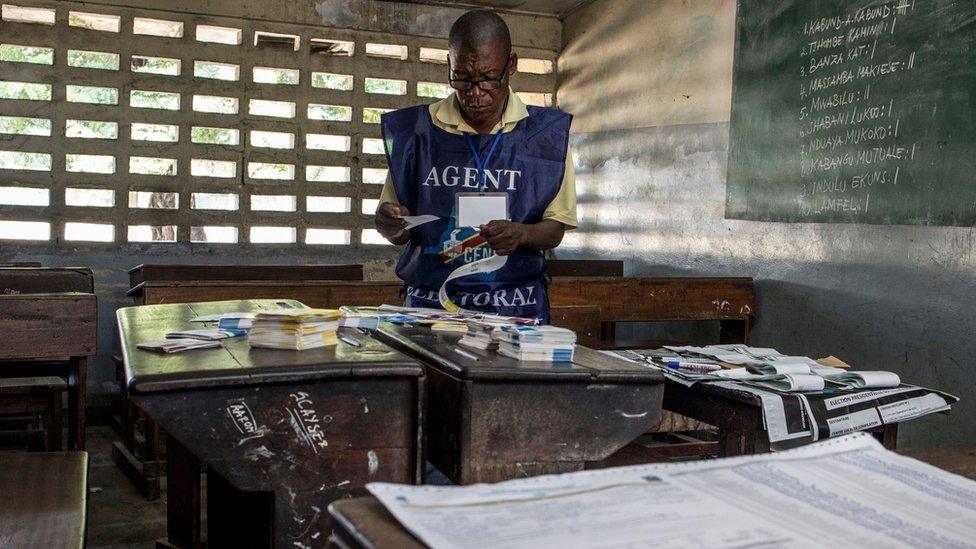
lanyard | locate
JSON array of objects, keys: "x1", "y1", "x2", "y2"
[{"x1": 464, "y1": 131, "x2": 504, "y2": 188}]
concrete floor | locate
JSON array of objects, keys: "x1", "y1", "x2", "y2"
[
  {"x1": 83, "y1": 424, "x2": 976, "y2": 547},
  {"x1": 87, "y1": 425, "x2": 167, "y2": 548}
]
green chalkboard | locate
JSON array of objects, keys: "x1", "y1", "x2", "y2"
[{"x1": 726, "y1": 0, "x2": 976, "y2": 225}]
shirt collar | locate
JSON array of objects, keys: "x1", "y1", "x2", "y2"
[{"x1": 433, "y1": 87, "x2": 529, "y2": 134}]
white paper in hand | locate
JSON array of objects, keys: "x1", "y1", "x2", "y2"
[
  {"x1": 397, "y1": 214, "x2": 439, "y2": 230},
  {"x1": 457, "y1": 194, "x2": 507, "y2": 228}
]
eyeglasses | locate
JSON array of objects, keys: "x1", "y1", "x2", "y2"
[{"x1": 449, "y1": 76, "x2": 505, "y2": 92}]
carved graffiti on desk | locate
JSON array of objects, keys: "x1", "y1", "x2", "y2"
[
  {"x1": 287, "y1": 392, "x2": 331, "y2": 453},
  {"x1": 226, "y1": 398, "x2": 265, "y2": 441}
]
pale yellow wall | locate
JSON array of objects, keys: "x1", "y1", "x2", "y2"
[{"x1": 558, "y1": 0, "x2": 735, "y2": 133}]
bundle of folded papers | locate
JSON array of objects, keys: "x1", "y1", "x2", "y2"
[
  {"x1": 247, "y1": 308, "x2": 341, "y2": 350},
  {"x1": 166, "y1": 328, "x2": 243, "y2": 340},
  {"x1": 458, "y1": 320, "x2": 500, "y2": 351},
  {"x1": 138, "y1": 338, "x2": 222, "y2": 354},
  {"x1": 339, "y1": 309, "x2": 381, "y2": 330},
  {"x1": 712, "y1": 361, "x2": 900, "y2": 391},
  {"x1": 496, "y1": 325, "x2": 576, "y2": 362}
]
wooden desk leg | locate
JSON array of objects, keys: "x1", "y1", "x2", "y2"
[
  {"x1": 67, "y1": 356, "x2": 87, "y2": 451},
  {"x1": 206, "y1": 467, "x2": 274, "y2": 548},
  {"x1": 875, "y1": 424, "x2": 898, "y2": 450},
  {"x1": 160, "y1": 434, "x2": 202, "y2": 549},
  {"x1": 47, "y1": 390, "x2": 62, "y2": 451},
  {"x1": 717, "y1": 428, "x2": 770, "y2": 457},
  {"x1": 719, "y1": 319, "x2": 750, "y2": 345}
]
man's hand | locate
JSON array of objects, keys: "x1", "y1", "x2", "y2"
[
  {"x1": 480, "y1": 220, "x2": 527, "y2": 256},
  {"x1": 375, "y1": 202, "x2": 411, "y2": 245}
]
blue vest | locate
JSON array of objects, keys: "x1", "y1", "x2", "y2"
[{"x1": 381, "y1": 103, "x2": 572, "y2": 324}]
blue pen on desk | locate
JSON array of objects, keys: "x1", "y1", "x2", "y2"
[
  {"x1": 338, "y1": 334, "x2": 363, "y2": 347},
  {"x1": 666, "y1": 360, "x2": 721, "y2": 372}
]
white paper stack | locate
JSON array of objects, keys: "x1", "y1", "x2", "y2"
[
  {"x1": 339, "y1": 310, "x2": 380, "y2": 330},
  {"x1": 247, "y1": 309, "x2": 341, "y2": 350},
  {"x1": 496, "y1": 325, "x2": 576, "y2": 362},
  {"x1": 165, "y1": 328, "x2": 242, "y2": 340},
  {"x1": 458, "y1": 320, "x2": 499, "y2": 350},
  {"x1": 137, "y1": 338, "x2": 221, "y2": 354},
  {"x1": 821, "y1": 370, "x2": 901, "y2": 389}
]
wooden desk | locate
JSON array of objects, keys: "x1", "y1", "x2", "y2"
[
  {"x1": 128, "y1": 263, "x2": 363, "y2": 288},
  {"x1": 372, "y1": 323, "x2": 665, "y2": 484},
  {"x1": 546, "y1": 259, "x2": 623, "y2": 277},
  {"x1": 548, "y1": 277, "x2": 755, "y2": 347},
  {"x1": 128, "y1": 280, "x2": 402, "y2": 307},
  {"x1": 0, "y1": 292, "x2": 96, "y2": 450},
  {"x1": 123, "y1": 272, "x2": 754, "y2": 352},
  {"x1": 658, "y1": 376, "x2": 897, "y2": 457},
  {"x1": 0, "y1": 266, "x2": 94, "y2": 294},
  {"x1": 0, "y1": 451, "x2": 89, "y2": 549},
  {"x1": 328, "y1": 497, "x2": 423, "y2": 549},
  {"x1": 117, "y1": 299, "x2": 425, "y2": 548}
]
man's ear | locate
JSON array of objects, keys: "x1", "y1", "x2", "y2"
[{"x1": 508, "y1": 52, "x2": 518, "y2": 76}]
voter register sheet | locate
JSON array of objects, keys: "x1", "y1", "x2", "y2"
[{"x1": 368, "y1": 433, "x2": 976, "y2": 548}]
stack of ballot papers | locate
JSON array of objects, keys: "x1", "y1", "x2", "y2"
[
  {"x1": 137, "y1": 338, "x2": 221, "y2": 354},
  {"x1": 496, "y1": 325, "x2": 576, "y2": 362},
  {"x1": 338, "y1": 308, "x2": 380, "y2": 330},
  {"x1": 634, "y1": 346, "x2": 902, "y2": 393},
  {"x1": 165, "y1": 328, "x2": 243, "y2": 340},
  {"x1": 188, "y1": 311, "x2": 257, "y2": 330},
  {"x1": 458, "y1": 320, "x2": 499, "y2": 350},
  {"x1": 427, "y1": 321, "x2": 468, "y2": 332},
  {"x1": 247, "y1": 308, "x2": 341, "y2": 350}
]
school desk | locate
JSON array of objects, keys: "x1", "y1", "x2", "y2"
[
  {"x1": 116, "y1": 299, "x2": 425, "y2": 548},
  {"x1": 371, "y1": 323, "x2": 665, "y2": 484},
  {"x1": 0, "y1": 266, "x2": 97, "y2": 451}
]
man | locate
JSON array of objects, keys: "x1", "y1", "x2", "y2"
[{"x1": 375, "y1": 9, "x2": 576, "y2": 324}]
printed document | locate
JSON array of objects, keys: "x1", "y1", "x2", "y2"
[{"x1": 369, "y1": 433, "x2": 976, "y2": 549}]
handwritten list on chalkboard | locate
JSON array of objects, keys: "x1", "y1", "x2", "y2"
[{"x1": 726, "y1": 0, "x2": 976, "y2": 226}]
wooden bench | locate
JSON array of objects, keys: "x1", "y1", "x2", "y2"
[
  {"x1": 0, "y1": 376, "x2": 65, "y2": 450},
  {"x1": 547, "y1": 276, "x2": 756, "y2": 348},
  {"x1": 0, "y1": 291, "x2": 96, "y2": 451},
  {"x1": 0, "y1": 451, "x2": 89, "y2": 549},
  {"x1": 127, "y1": 263, "x2": 365, "y2": 304}
]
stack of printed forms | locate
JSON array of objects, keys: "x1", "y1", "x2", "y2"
[
  {"x1": 496, "y1": 325, "x2": 577, "y2": 362},
  {"x1": 458, "y1": 320, "x2": 500, "y2": 351},
  {"x1": 247, "y1": 308, "x2": 341, "y2": 350},
  {"x1": 679, "y1": 346, "x2": 904, "y2": 392}
]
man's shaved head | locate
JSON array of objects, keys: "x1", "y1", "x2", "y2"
[{"x1": 449, "y1": 9, "x2": 512, "y2": 57}]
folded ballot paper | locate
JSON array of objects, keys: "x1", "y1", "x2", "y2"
[
  {"x1": 458, "y1": 320, "x2": 500, "y2": 351},
  {"x1": 821, "y1": 370, "x2": 901, "y2": 389},
  {"x1": 137, "y1": 338, "x2": 222, "y2": 354},
  {"x1": 247, "y1": 308, "x2": 341, "y2": 350},
  {"x1": 714, "y1": 365, "x2": 901, "y2": 392},
  {"x1": 165, "y1": 328, "x2": 243, "y2": 340},
  {"x1": 496, "y1": 325, "x2": 576, "y2": 362}
]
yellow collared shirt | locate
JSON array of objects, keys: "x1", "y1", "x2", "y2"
[{"x1": 379, "y1": 89, "x2": 577, "y2": 228}]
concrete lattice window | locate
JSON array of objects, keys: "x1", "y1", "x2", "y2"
[{"x1": 0, "y1": 2, "x2": 557, "y2": 246}]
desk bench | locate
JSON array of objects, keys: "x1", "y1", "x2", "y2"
[
  {"x1": 0, "y1": 291, "x2": 96, "y2": 450},
  {"x1": 0, "y1": 451, "x2": 89, "y2": 549}
]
